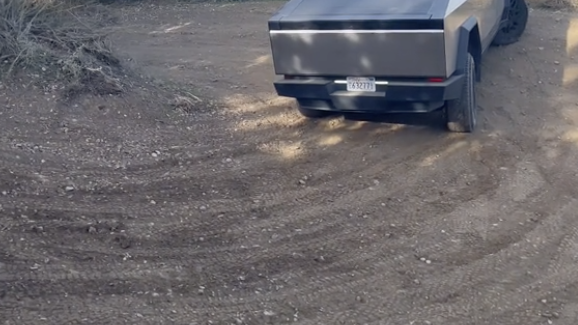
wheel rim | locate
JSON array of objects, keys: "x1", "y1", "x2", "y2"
[{"x1": 501, "y1": 0, "x2": 524, "y2": 34}]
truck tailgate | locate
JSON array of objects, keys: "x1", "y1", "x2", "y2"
[
  {"x1": 268, "y1": 0, "x2": 447, "y2": 78},
  {"x1": 269, "y1": 29, "x2": 445, "y2": 78}
]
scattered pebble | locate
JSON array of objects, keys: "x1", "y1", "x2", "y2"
[
  {"x1": 541, "y1": 311, "x2": 560, "y2": 319},
  {"x1": 419, "y1": 257, "x2": 432, "y2": 264},
  {"x1": 31, "y1": 225, "x2": 44, "y2": 233}
]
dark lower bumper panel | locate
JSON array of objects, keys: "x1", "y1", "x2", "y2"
[{"x1": 273, "y1": 75, "x2": 464, "y2": 113}]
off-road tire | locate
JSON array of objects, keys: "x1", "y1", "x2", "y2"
[
  {"x1": 492, "y1": 0, "x2": 529, "y2": 46},
  {"x1": 296, "y1": 99, "x2": 335, "y2": 119},
  {"x1": 445, "y1": 53, "x2": 477, "y2": 133}
]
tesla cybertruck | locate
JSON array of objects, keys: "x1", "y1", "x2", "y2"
[{"x1": 268, "y1": 0, "x2": 528, "y2": 132}]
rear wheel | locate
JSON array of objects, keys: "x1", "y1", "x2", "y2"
[
  {"x1": 296, "y1": 99, "x2": 335, "y2": 119},
  {"x1": 492, "y1": 0, "x2": 529, "y2": 46},
  {"x1": 445, "y1": 53, "x2": 477, "y2": 133}
]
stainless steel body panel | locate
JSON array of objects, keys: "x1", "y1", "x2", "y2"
[
  {"x1": 269, "y1": 29, "x2": 446, "y2": 77},
  {"x1": 268, "y1": 0, "x2": 507, "y2": 78},
  {"x1": 443, "y1": 0, "x2": 505, "y2": 76}
]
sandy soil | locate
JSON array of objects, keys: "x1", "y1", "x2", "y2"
[{"x1": 2, "y1": 2, "x2": 578, "y2": 324}]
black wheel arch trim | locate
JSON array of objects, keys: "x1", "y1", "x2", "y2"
[{"x1": 456, "y1": 16, "x2": 482, "y2": 82}]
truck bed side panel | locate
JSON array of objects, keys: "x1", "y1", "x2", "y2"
[
  {"x1": 443, "y1": 0, "x2": 504, "y2": 77},
  {"x1": 443, "y1": 6, "x2": 468, "y2": 77}
]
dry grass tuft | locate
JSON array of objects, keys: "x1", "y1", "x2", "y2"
[{"x1": 0, "y1": 0, "x2": 124, "y2": 97}]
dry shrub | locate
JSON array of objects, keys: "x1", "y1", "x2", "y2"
[{"x1": 0, "y1": 0, "x2": 123, "y2": 97}]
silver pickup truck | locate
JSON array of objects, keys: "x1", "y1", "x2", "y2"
[{"x1": 268, "y1": 0, "x2": 529, "y2": 132}]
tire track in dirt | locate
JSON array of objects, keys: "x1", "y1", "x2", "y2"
[
  {"x1": 0, "y1": 149, "x2": 524, "y2": 316},
  {"x1": 276, "y1": 197, "x2": 578, "y2": 325},
  {"x1": 404, "y1": 199, "x2": 578, "y2": 317},
  {"x1": 128, "y1": 149, "x2": 568, "y2": 318},
  {"x1": 1, "y1": 125, "x2": 493, "y2": 255},
  {"x1": 1, "y1": 140, "x2": 508, "y2": 320}
]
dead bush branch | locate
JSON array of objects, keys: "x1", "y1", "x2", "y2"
[{"x1": 0, "y1": 0, "x2": 125, "y2": 97}]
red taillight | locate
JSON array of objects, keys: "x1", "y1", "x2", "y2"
[{"x1": 428, "y1": 77, "x2": 445, "y2": 83}]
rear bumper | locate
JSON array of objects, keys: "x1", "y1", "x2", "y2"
[{"x1": 274, "y1": 75, "x2": 464, "y2": 113}]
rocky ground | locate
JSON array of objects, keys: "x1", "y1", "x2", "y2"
[{"x1": 2, "y1": 2, "x2": 578, "y2": 324}]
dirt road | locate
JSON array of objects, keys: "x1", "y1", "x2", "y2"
[{"x1": 2, "y1": 2, "x2": 578, "y2": 324}]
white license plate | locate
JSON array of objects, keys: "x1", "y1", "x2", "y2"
[{"x1": 346, "y1": 77, "x2": 376, "y2": 92}]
